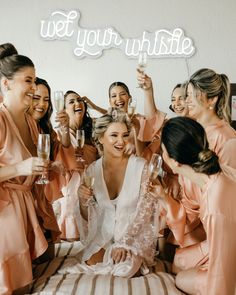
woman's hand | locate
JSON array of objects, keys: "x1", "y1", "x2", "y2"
[
  {"x1": 55, "y1": 110, "x2": 69, "y2": 129},
  {"x1": 150, "y1": 178, "x2": 166, "y2": 196},
  {"x1": 48, "y1": 161, "x2": 66, "y2": 176},
  {"x1": 111, "y1": 247, "x2": 132, "y2": 264},
  {"x1": 137, "y1": 69, "x2": 153, "y2": 90},
  {"x1": 78, "y1": 183, "x2": 94, "y2": 206},
  {"x1": 15, "y1": 157, "x2": 48, "y2": 176},
  {"x1": 124, "y1": 142, "x2": 135, "y2": 155}
]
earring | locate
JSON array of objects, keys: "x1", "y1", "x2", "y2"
[{"x1": 209, "y1": 105, "x2": 214, "y2": 110}]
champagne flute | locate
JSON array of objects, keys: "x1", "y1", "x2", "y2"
[
  {"x1": 75, "y1": 129, "x2": 85, "y2": 162},
  {"x1": 82, "y1": 170, "x2": 97, "y2": 203},
  {"x1": 148, "y1": 153, "x2": 163, "y2": 181},
  {"x1": 137, "y1": 51, "x2": 148, "y2": 88},
  {"x1": 36, "y1": 134, "x2": 50, "y2": 184},
  {"x1": 54, "y1": 90, "x2": 64, "y2": 130},
  {"x1": 83, "y1": 174, "x2": 95, "y2": 189},
  {"x1": 127, "y1": 98, "x2": 137, "y2": 118}
]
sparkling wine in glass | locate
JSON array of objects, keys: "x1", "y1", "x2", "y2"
[
  {"x1": 36, "y1": 134, "x2": 50, "y2": 184},
  {"x1": 137, "y1": 51, "x2": 148, "y2": 88},
  {"x1": 82, "y1": 171, "x2": 97, "y2": 203},
  {"x1": 54, "y1": 91, "x2": 64, "y2": 130},
  {"x1": 75, "y1": 129, "x2": 85, "y2": 162},
  {"x1": 148, "y1": 153, "x2": 163, "y2": 181},
  {"x1": 83, "y1": 174, "x2": 95, "y2": 189},
  {"x1": 127, "y1": 98, "x2": 137, "y2": 118}
]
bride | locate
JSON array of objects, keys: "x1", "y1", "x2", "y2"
[{"x1": 60, "y1": 108, "x2": 160, "y2": 278}]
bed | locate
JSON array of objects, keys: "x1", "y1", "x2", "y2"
[{"x1": 29, "y1": 241, "x2": 184, "y2": 295}]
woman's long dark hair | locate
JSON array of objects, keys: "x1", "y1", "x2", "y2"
[
  {"x1": 35, "y1": 77, "x2": 54, "y2": 160},
  {"x1": 161, "y1": 117, "x2": 221, "y2": 175},
  {"x1": 35, "y1": 77, "x2": 53, "y2": 135},
  {"x1": 64, "y1": 90, "x2": 93, "y2": 143}
]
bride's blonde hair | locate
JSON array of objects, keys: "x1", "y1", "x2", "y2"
[{"x1": 92, "y1": 107, "x2": 131, "y2": 155}]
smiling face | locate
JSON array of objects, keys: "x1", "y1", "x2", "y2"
[
  {"x1": 100, "y1": 122, "x2": 130, "y2": 158},
  {"x1": 171, "y1": 87, "x2": 188, "y2": 116},
  {"x1": 65, "y1": 92, "x2": 86, "y2": 128},
  {"x1": 109, "y1": 85, "x2": 131, "y2": 113},
  {"x1": 4, "y1": 66, "x2": 36, "y2": 110},
  {"x1": 28, "y1": 84, "x2": 50, "y2": 121},
  {"x1": 186, "y1": 83, "x2": 209, "y2": 120}
]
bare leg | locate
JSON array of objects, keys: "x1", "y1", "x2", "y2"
[
  {"x1": 175, "y1": 267, "x2": 203, "y2": 295},
  {"x1": 86, "y1": 248, "x2": 105, "y2": 265}
]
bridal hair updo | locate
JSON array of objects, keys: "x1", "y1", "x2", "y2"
[
  {"x1": 161, "y1": 116, "x2": 221, "y2": 175},
  {"x1": 92, "y1": 107, "x2": 131, "y2": 155},
  {"x1": 188, "y1": 68, "x2": 231, "y2": 123}
]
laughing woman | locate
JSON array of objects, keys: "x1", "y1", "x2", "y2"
[
  {"x1": 0, "y1": 46, "x2": 48, "y2": 294},
  {"x1": 55, "y1": 90, "x2": 98, "y2": 241},
  {"x1": 59, "y1": 108, "x2": 160, "y2": 278}
]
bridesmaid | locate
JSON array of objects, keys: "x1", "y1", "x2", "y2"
[
  {"x1": 28, "y1": 80, "x2": 81, "y2": 243},
  {"x1": 159, "y1": 116, "x2": 236, "y2": 295},
  {"x1": 0, "y1": 45, "x2": 48, "y2": 293},
  {"x1": 55, "y1": 90, "x2": 98, "y2": 241},
  {"x1": 28, "y1": 77, "x2": 75, "y2": 263},
  {"x1": 170, "y1": 69, "x2": 236, "y2": 269},
  {"x1": 137, "y1": 69, "x2": 236, "y2": 261}
]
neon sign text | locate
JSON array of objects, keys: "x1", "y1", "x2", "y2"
[{"x1": 40, "y1": 10, "x2": 195, "y2": 59}]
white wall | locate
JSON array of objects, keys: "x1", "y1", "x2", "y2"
[{"x1": 1, "y1": 0, "x2": 236, "y2": 117}]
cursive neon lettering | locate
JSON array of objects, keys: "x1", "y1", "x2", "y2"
[{"x1": 40, "y1": 10, "x2": 195, "y2": 59}]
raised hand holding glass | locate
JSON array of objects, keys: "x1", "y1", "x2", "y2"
[{"x1": 137, "y1": 51, "x2": 147, "y2": 88}]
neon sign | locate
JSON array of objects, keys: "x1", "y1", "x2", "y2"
[{"x1": 40, "y1": 10, "x2": 195, "y2": 59}]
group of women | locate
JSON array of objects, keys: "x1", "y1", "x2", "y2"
[{"x1": 0, "y1": 42, "x2": 235, "y2": 295}]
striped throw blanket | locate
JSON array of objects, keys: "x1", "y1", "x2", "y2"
[{"x1": 29, "y1": 242, "x2": 184, "y2": 295}]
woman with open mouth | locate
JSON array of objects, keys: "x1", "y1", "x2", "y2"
[
  {"x1": 108, "y1": 81, "x2": 144, "y2": 155},
  {"x1": 54, "y1": 90, "x2": 98, "y2": 242},
  {"x1": 58, "y1": 107, "x2": 167, "y2": 282},
  {"x1": 169, "y1": 83, "x2": 188, "y2": 117}
]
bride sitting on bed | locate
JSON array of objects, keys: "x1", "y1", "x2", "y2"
[{"x1": 60, "y1": 107, "x2": 161, "y2": 278}]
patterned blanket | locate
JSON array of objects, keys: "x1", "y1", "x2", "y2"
[{"x1": 29, "y1": 242, "x2": 184, "y2": 295}]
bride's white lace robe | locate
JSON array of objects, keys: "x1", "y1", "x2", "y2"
[{"x1": 60, "y1": 155, "x2": 160, "y2": 277}]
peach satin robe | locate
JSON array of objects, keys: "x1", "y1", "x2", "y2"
[
  {"x1": 137, "y1": 110, "x2": 167, "y2": 162},
  {"x1": 173, "y1": 120, "x2": 236, "y2": 248},
  {"x1": 169, "y1": 172, "x2": 236, "y2": 295},
  {"x1": 56, "y1": 128, "x2": 97, "y2": 240},
  {"x1": 0, "y1": 105, "x2": 48, "y2": 294}
]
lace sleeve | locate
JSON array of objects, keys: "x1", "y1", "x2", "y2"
[
  {"x1": 115, "y1": 164, "x2": 160, "y2": 265},
  {"x1": 75, "y1": 197, "x2": 100, "y2": 246}
]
